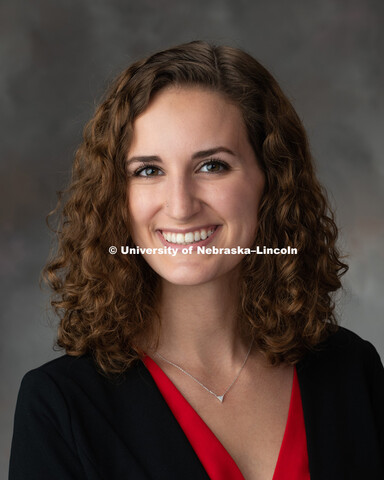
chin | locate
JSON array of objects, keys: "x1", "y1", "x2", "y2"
[
  {"x1": 142, "y1": 253, "x2": 244, "y2": 287},
  {"x1": 158, "y1": 269, "x2": 217, "y2": 287},
  {"x1": 156, "y1": 262, "x2": 240, "y2": 287}
]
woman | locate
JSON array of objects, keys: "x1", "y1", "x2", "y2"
[{"x1": 9, "y1": 41, "x2": 384, "y2": 480}]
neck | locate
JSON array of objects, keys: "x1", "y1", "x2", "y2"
[{"x1": 151, "y1": 271, "x2": 249, "y2": 369}]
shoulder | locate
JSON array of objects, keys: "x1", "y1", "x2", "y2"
[
  {"x1": 323, "y1": 325, "x2": 380, "y2": 352},
  {"x1": 29, "y1": 353, "x2": 98, "y2": 378},
  {"x1": 16, "y1": 355, "x2": 100, "y2": 421},
  {"x1": 302, "y1": 326, "x2": 382, "y2": 364},
  {"x1": 298, "y1": 326, "x2": 384, "y2": 388},
  {"x1": 18, "y1": 354, "x2": 151, "y2": 409},
  {"x1": 20, "y1": 355, "x2": 99, "y2": 394}
]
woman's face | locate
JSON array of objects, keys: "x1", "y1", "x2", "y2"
[{"x1": 127, "y1": 87, "x2": 265, "y2": 286}]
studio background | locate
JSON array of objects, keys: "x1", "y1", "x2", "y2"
[{"x1": 1, "y1": 0, "x2": 383, "y2": 476}]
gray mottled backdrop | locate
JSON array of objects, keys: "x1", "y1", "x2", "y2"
[{"x1": 1, "y1": 0, "x2": 383, "y2": 476}]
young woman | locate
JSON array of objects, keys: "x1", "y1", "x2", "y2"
[{"x1": 9, "y1": 41, "x2": 384, "y2": 480}]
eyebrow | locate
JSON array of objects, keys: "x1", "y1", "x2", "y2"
[{"x1": 126, "y1": 146, "x2": 235, "y2": 166}]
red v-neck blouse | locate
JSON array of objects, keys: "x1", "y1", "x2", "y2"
[{"x1": 143, "y1": 356, "x2": 310, "y2": 480}]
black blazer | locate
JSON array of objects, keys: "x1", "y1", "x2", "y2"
[{"x1": 9, "y1": 327, "x2": 384, "y2": 479}]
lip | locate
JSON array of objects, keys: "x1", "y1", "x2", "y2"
[
  {"x1": 156, "y1": 225, "x2": 221, "y2": 250},
  {"x1": 158, "y1": 224, "x2": 218, "y2": 234}
]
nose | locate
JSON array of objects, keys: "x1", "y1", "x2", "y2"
[{"x1": 164, "y1": 176, "x2": 201, "y2": 221}]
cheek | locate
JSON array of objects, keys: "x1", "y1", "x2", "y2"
[
  {"x1": 128, "y1": 188, "x2": 156, "y2": 239},
  {"x1": 213, "y1": 180, "x2": 262, "y2": 218}
]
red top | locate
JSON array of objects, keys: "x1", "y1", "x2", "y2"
[{"x1": 143, "y1": 356, "x2": 310, "y2": 480}]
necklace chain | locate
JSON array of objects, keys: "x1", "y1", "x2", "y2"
[{"x1": 155, "y1": 340, "x2": 253, "y2": 403}]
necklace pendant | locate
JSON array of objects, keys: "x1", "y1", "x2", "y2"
[{"x1": 155, "y1": 339, "x2": 253, "y2": 406}]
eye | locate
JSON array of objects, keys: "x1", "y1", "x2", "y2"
[
  {"x1": 198, "y1": 159, "x2": 229, "y2": 173},
  {"x1": 133, "y1": 165, "x2": 164, "y2": 177}
]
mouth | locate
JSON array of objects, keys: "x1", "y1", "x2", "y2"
[{"x1": 158, "y1": 226, "x2": 218, "y2": 246}]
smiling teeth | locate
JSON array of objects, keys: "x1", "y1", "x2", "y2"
[{"x1": 162, "y1": 228, "x2": 215, "y2": 245}]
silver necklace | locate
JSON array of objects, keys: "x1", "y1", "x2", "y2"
[{"x1": 155, "y1": 340, "x2": 253, "y2": 403}]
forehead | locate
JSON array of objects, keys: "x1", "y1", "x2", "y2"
[{"x1": 129, "y1": 87, "x2": 249, "y2": 156}]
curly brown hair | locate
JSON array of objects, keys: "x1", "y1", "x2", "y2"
[{"x1": 43, "y1": 40, "x2": 348, "y2": 373}]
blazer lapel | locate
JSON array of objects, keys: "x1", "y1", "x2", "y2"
[{"x1": 119, "y1": 361, "x2": 210, "y2": 480}]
